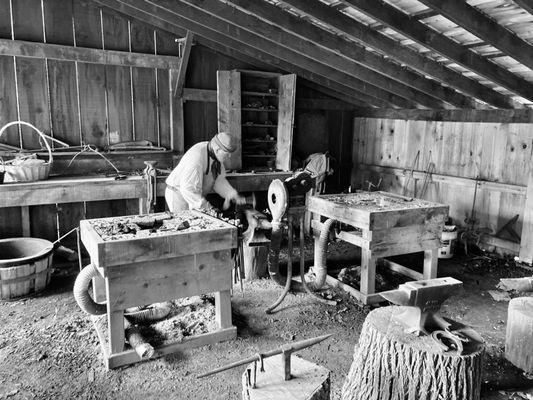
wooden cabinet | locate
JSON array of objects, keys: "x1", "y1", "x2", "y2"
[{"x1": 217, "y1": 70, "x2": 296, "y2": 171}]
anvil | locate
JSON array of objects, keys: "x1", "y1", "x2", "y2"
[{"x1": 380, "y1": 277, "x2": 462, "y2": 335}]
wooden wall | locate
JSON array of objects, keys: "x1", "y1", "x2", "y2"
[
  {"x1": 352, "y1": 118, "x2": 533, "y2": 236},
  {"x1": 0, "y1": 0, "x2": 354, "y2": 242}
]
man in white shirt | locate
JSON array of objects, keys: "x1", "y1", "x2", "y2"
[{"x1": 165, "y1": 132, "x2": 246, "y2": 212}]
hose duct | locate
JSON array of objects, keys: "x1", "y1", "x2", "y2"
[{"x1": 73, "y1": 264, "x2": 106, "y2": 316}]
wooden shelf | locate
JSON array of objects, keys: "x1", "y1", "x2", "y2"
[
  {"x1": 242, "y1": 123, "x2": 277, "y2": 127},
  {"x1": 243, "y1": 140, "x2": 276, "y2": 143},
  {"x1": 242, "y1": 91, "x2": 278, "y2": 97},
  {"x1": 241, "y1": 108, "x2": 278, "y2": 112},
  {"x1": 242, "y1": 154, "x2": 276, "y2": 158}
]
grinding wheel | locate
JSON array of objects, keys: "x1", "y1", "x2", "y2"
[{"x1": 268, "y1": 179, "x2": 288, "y2": 221}]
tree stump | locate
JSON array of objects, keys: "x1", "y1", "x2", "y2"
[
  {"x1": 243, "y1": 244, "x2": 269, "y2": 281},
  {"x1": 242, "y1": 354, "x2": 330, "y2": 400},
  {"x1": 342, "y1": 306, "x2": 485, "y2": 400},
  {"x1": 505, "y1": 297, "x2": 533, "y2": 373}
]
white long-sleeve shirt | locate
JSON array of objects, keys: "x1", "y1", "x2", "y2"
[{"x1": 165, "y1": 141, "x2": 238, "y2": 211}]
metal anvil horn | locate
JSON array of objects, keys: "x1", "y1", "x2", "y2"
[{"x1": 379, "y1": 277, "x2": 462, "y2": 335}]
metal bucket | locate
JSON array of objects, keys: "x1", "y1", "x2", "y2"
[{"x1": 0, "y1": 237, "x2": 54, "y2": 300}]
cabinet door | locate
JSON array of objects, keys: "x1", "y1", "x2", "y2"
[
  {"x1": 276, "y1": 74, "x2": 296, "y2": 171},
  {"x1": 216, "y1": 70, "x2": 242, "y2": 170}
]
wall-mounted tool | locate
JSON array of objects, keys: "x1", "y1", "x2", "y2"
[{"x1": 143, "y1": 161, "x2": 158, "y2": 213}]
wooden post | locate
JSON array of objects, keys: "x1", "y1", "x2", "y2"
[
  {"x1": 342, "y1": 306, "x2": 485, "y2": 400},
  {"x1": 243, "y1": 245, "x2": 269, "y2": 281},
  {"x1": 519, "y1": 171, "x2": 533, "y2": 265},
  {"x1": 505, "y1": 297, "x2": 533, "y2": 373}
]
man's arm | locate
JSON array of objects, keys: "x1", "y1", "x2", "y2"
[{"x1": 213, "y1": 173, "x2": 245, "y2": 210}]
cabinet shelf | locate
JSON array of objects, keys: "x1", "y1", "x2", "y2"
[
  {"x1": 241, "y1": 108, "x2": 278, "y2": 112},
  {"x1": 242, "y1": 124, "x2": 277, "y2": 128},
  {"x1": 242, "y1": 91, "x2": 278, "y2": 97}
]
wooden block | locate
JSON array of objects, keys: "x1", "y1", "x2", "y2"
[
  {"x1": 242, "y1": 355, "x2": 330, "y2": 400},
  {"x1": 505, "y1": 297, "x2": 533, "y2": 373},
  {"x1": 423, "y1": 248, "x2": 439, "y2": 279}
]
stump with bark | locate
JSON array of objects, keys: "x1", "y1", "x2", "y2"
[
  {"x1": 342, "y1": 306, "x2": 485, "y2": 400},
  {"x1": 505, "y1": 297, "x2": 533, "y2": 373}
]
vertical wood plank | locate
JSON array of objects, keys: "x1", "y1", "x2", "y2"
[
  {"x1": 0, "y1": 0, "x2": 12, "y2": 39},
  {"x1": 216, "y1": 70, "x2": 241, "y2": 170},
  {"x1": 43, "y1": 0, "x2": 74, "y2": 46},
  {"x1": 0, "y1": 208, "x2": 22, "y2": 238},
  {"x1": 0, "y1": 55, "x2": 19, "y2": 146},
  {"x1": 21, "y1": 206, "x2": 30, "y2": 236},
  {"x1": 15, "y1": 57, "x2": 50, "y2": 149},
  {"x1": 360, "y1": 248, "x2": 376, "y2": 295},
  {"x1": 48, "y1": 60, "x2": 80, "y2": 146},
  {"x1": 131, "y1": 22, "x2": 157, "y2": 144},
  {"x1": 276, "y1": 73, "x2": 296, "y2": 171},
  {"x1": 74, "y1": 0, "x2": 106, "y2": 147},
  {"x1": 520, "y1": 171, "x2": 533, "y2": 264},
  {"x1": 12, "y1": 0, "x2": 43, "y2": 42},
  {"x1": 423, "y1": 249, "x2": 438, "y2": 279},
  {"x1": 102, "y1": 11, "x2": 133, "y2": 144},
  {"x1": 156, "y1": 30, "x2": 181, "y2": 150},
  {"x1": 215, "y1": 290, "x2": 233, "y2": 329}
]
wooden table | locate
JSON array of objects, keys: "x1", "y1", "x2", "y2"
[
  {"x1": 0, "y1": 171, "x2": 292, "y2": 236},
  {"x1": 308, "y1": 191, "x2": 449, "y2": 305},
  {"x1": 79, "y1": 210, "x2": 238, "y2": 369}
]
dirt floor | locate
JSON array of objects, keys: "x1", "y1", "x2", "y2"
[{"x1": 1, "y1": 239, "x2": 533, "y2": 400}]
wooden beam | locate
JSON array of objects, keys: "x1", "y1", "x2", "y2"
[
  {"x1": 226, "y1": 0, "x2": 478, "y2": 109},
  {"x1": 181, "y1": 0, "x2": 446, "y2": 109},
  {"x1": 182, "y1": 88, "x2": 358, "y2": 110},
  {"x1": 278, "y1": 0, "x2": 519, "y2": 109},
  {"x1": 341, "y1": 0, "x2": 533, "y2": 102},
  {"x1": 0, "y1": 37, "x2": 181, "y2": 69},
  {"x1": 93, "y1": 0, "x2": 388, "y2": 108},
  {"x1": 355, "y1": 108, "x2": 533, "y2": 123},
  {"x1": 417, "y1": 0, "x2": 533, "y2": 72},
  {"x1": 357, "y1": 163, "x2": 526, "y2": 196},
  {"x1": 172, "y1": 30, "x2": 193, "y2": 97},
  {"x1": 150, "y1": 0, "x2": 416, "y2": 108},
  {"x1": 512, "y1": 0, "x2": 533, "y2": 16}
]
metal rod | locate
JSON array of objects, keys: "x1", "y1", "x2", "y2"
[{"x1": 197, "y1": 333, "x2": 333, "y2": 379}]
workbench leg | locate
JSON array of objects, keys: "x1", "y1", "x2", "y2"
[
  {"x1": 21, "y1": 206, "x2": 30, "y2": 236},
  {"x1": 361, "y1": 249, "x2": 376, "y2": 296},
  {"x1": 92, "y1": 275, "x2": 106, "y2": 304},
  {"x1": 215, "y1": 290, "x2": 232, "y2": 329},
  {"x1": 107, "y1": 309, "x2": 125, "y2": 355},
  {"x1": 423, "y1": 248, "x2": 438, "y2": 279}
]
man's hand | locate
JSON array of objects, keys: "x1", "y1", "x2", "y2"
[
  {"x1": 222, "y1": 194, "x2": 247, "y2": 210},
  {"x1": 233, "y1": 194, "x2": 247, "y2": 206}
]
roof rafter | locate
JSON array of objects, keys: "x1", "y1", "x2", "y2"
[
  {"x1": 340, "y1": 0, "x2": 533, "y2": 102},
  {"x1": 512, "y1": 0, "x2": 533, "y2": 16},
  {"x1": 180, "y1": 0, "x2": 441, "y2": 109},
  {"x1": 140, "y1": 0, "x2": 415, "y2": 108},
  {"x1": 417, "y1": 0, "x2": 533, "y2": 72},
  {"x1": 278, "y1": 0, "x2": 519, "y2": 109},
  {"x1": 226, "y1": 0, "x2": 478, "y2": 109},
  {"x1": 92, "y1": 0, "x2": 389, "y2": 107}
]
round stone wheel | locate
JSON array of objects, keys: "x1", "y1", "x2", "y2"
[{"x1": 342, "y1": 306, "x2": 485, "y2": 400}]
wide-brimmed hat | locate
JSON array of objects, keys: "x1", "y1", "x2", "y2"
[{"x1": 211, "y1": 132, "x2": 237, "y2": 153}]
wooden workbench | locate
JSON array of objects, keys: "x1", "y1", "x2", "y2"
[
  {"x1": 0, "y1": 171, "x2": 292, "y2": 236},
  {"x1": 308, "y1": 191, "x2": 449, "y2": 305},
  {"x1": 80, "y1": 210, "x2": 238, "y2": 369}
]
